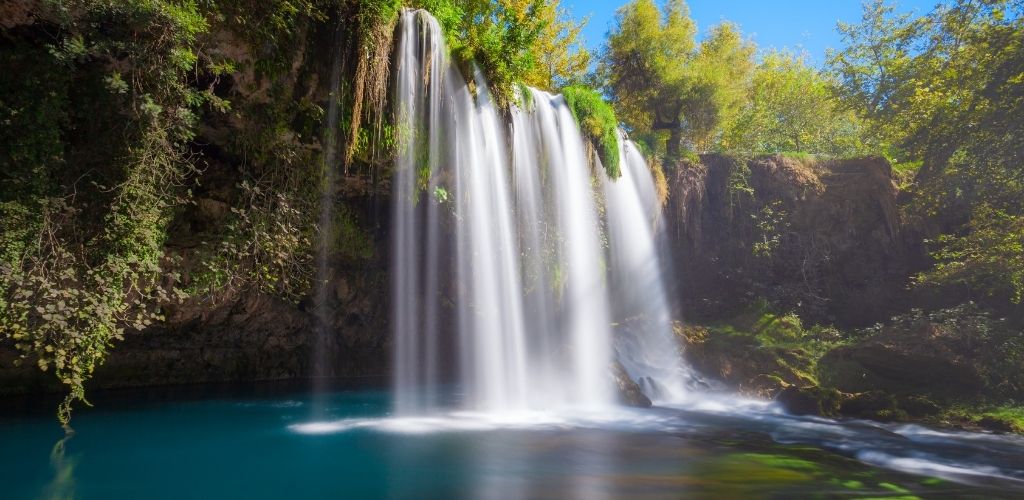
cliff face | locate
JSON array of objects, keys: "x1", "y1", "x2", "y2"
[
  {"x1": 1, "y1": 155, "x2": 915, "y2": 396},
  {"x1": 665, "y1": 154, "x2": 917, "y2": 327},
  {"x1": 0, "y1": 3, "x2": 395, "y2": 397}
]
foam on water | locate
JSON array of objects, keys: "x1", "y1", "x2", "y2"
[{"x1": 290, "y1": 395, "x2": 1024, "y2": 490}]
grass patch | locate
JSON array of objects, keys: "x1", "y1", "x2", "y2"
[
  {"x1": 562, "y1": 85, "x2": 621, "y2": 179},
  {"x1": 983, "y1": 407, "x2": 1024, "y2": 431},
  {"x1": 890, "y1": 158, "x2": 921, "y2": 188},
  {"x1": 778, "y1": 151, "x2": 816, "y2": 164}
]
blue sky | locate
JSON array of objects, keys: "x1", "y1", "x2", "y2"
[{"x1": 561, "y1": 0, "x2": 941, "y2": 66}]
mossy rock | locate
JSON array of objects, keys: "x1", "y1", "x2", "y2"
[
  {"x1": 775, "y1": 386, "x2": 842, "y2": 417},
  {"x1": 974, "y1": 407, "x2": 1024, "y2": 433},
  {"x1": 977, "y1": 415, "x2": 1022, "y2": 433},
  {"x1": 898, "y1": 395, "x2": 941, "y2": 417},
  {"x1": 839, "y1": 391, "x2": 907, "y2": 422},
  {"x1": 561, "y1": 85, "x2": 621, "y2": 178},
  {"x1": 818, "y1": 332, "x2": 984, "y2": 397},
  {"x1": 678, "y1": 319, "x2": 820, "y2": 398}
]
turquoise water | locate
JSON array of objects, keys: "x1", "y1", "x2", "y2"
[{"x1": 3, "y1": 385, "x2": 1024, "y2": 499}]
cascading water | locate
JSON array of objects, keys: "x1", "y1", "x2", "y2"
[
  {"x1": 313, "y1": 21, "x2": 347, "y2": 393},
  {"x1": 392, "y1": 9, "x2": 689, "y2": 414},
  {"x1": 509, "y1": 87, "x2": 615, "y2": 410},
  {"x1": 602, "y1": 134, "x2": 695, "y2": 402}
]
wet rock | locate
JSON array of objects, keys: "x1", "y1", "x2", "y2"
[
  {"x1": 610, "y1": 360, "x2": 652, "y2": 408},
  {"x1": 0, "y1": 258, "x2": 390, "y2": 395},
  {"x1": 196, "y1": 198, "x2": 230, "y2": 223},
  {"x1": 335, "y1": 277, "x2": 354, "y2": 302},
  {"x1": 0, "y1": 0, "x2": 37, "y2": 29},
  {"x1": 839, "y1": 391, "x2": 905, "y2": 422},
  {"x1": 977, "y1": 415, "x2": 1022, "y2": 433},
  {"x1": 775, "y1": 386, "x2": 842, "y2": 417},
  {"x1": 899, "y1": 395, "x2": 941, "y2": 417}
]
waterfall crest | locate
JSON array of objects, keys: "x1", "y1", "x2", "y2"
[{"x1": 392, "y1": 9, "x2": 689, "y2": 414}]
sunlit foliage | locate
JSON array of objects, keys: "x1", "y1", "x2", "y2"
[
  {"x1": 725, "y1": 51, "x2": 867, "y2": 156},
  {"x1": 601, "y1": 0, "x2": 754, "y2": 161},
  {"x1": 830, "y1": 0, "x2": 1024, "y2": 305},
  {"x1": 563, "y1": 85, "x2": 621, "y2": 178}
]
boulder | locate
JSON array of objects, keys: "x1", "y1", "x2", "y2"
[
  {"x1": 609, "y1": 360, "x2": 653, "y2": 408},
  {"x1": 839, "y1": 391, "x2": 905, "y2": 421},
  {"x1": 899, "y1": 395, "x2": 941, "y2": 417},
  {"x1": 775, "y1": 386, "x2": 842, "y2": 417},
  {"x1": 977, "y1": 415, "x2": 1023, "y2": 433},
  {"x1": 818, "y1": 321, "x2": 985, "y2": 397}
]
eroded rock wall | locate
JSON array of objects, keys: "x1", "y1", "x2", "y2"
[{"x1": 665, "y1": 154, "x2": 917, "y2": 327}]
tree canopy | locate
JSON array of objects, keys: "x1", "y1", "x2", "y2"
[
  {"x1": 725, "y1": 50, "x2": 867, "y2": 156},
  {"x1": 829, "y1": 0, "x2": 1024, "y2": 305},
  {"x1": 602, "y1": 0, "x2": 752, "y2": 160}
]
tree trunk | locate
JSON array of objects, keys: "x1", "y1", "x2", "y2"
[{"x1": 666, "y1": 127, "x2": 684, "y2": 170}]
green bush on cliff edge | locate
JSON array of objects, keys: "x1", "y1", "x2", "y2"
[{"x1": 562, "y1": 85, "x2": 621, "y2": 179}]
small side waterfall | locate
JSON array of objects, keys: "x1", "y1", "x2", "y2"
[
  {"x1": 602, "y1": 135, "x2": 696, "y2": 402},
  {"x1": 313, "y1": 20, "x2": 347, "y2": 390},
  {"x1": 392, "y1": 9, "x2": 689, "y2": 414}
]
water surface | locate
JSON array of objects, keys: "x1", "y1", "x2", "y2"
[{"x1": 3, "y1": 385, "x2": 1023, "y2": 499}]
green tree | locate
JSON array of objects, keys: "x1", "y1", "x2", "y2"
[
  {"x1": 602, "y1": 0, "x2": 695, "y2": 160},
  {"x1": 726, "y1": 50, "x2": 866, "y2": 155},
  {"x1": 827, "y1": 0, "x2": 919, "y2": 158},
  {"x1": 685, "y1": 22, "x2": 755, "y2": 151},
  {"x1": 503, "y1": 0, "x2": 590, "y2": 89},
  {"x1": 830, "y1": 0, "x2": 1023, "y2": 178},
  {"x1": 601, "y1": 0, "x2": 753, "y2": 163},
  {"x1": 830, "y1": 0, "x2": 1024, "y2": 305},
  {"x1": 420, "y1": 0, "x2": 590, "y2": 103}
]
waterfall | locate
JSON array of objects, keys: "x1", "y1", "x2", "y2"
[
  {"x1": 392, "y1": 9, "x2": 689, "y2": 415},
  {"x1": 602, "y1": 134, "x2": 696, "y2": 403},
  {"x1": 313, "y1": 20, "x2": 347, "y2": 391}
]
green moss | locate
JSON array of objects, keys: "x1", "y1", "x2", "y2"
[
  {"x1": 705, "y1": 453, "x2": 817, "y2": 484},
  {"x1": 715, "y1": 302, "x2": 845, "y2": 358},
  {"x1": 0, "y1": 0, "x2": 219, "y2": 424},
  {"x1": 516, "y1": 82, "x2": 535, "y2": 111},
  {"x1": 983, "y1": 407, "x2": 1024, "y2": 431},
  {"x1": 680, "y1": 148, "x2": 701, "y2": 165},
  {"x1": 561, "y1": 85, "x2": 621, "y2": 179},
  {"x1": 732, "y1": 453, "x2": 820, "y2": 472},
  {"x1": 942, "y1": 404, "x2": 1024, "y2": 433},
  {"x1": 878, "y1": 482, "x2": 913, "y2": 494},
  {"x1": 332, "y1": 205, "x2": 375, "y2": 261},
  {"x1": 693, "y1": 301, "x2": 855, "y2": 391}
]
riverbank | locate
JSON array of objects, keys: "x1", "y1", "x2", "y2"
[{"x1": 676, "y1": 303, "x2": 1024, "y2": 435}]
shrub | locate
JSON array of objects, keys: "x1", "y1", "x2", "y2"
[{"x1": 562, "y1": 85, "x2": 621, "y2": 178}]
